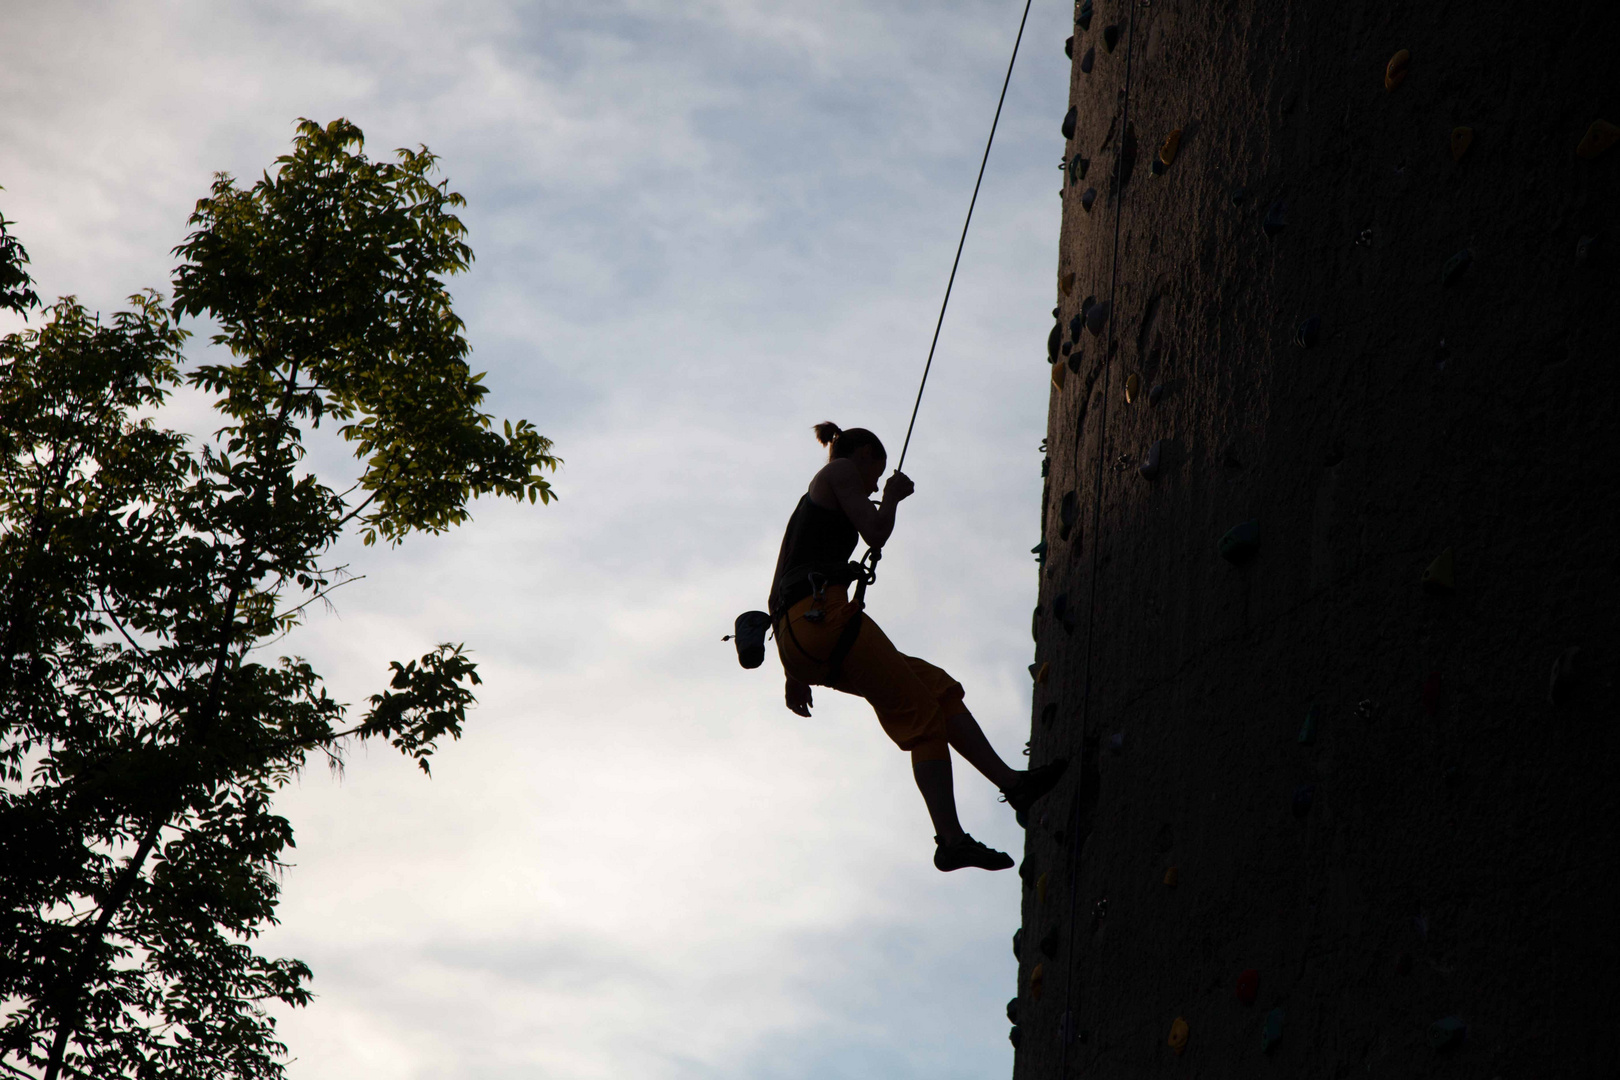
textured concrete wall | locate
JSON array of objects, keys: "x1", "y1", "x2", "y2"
[{"x1": 1013, "y1": 1, "x2": 1618, "y2": 1076}]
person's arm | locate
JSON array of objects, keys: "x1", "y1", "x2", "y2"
[{"x1": 823, "y1": 460, "x2": 915, "y2": 549}]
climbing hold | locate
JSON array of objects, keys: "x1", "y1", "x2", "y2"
[
  {"x1": 1263, "y1": 200, "x2": 1287, "y2": 237},
  {"x1": 1576, "y1": 119, "x2": 1619, "y2": 160},
  {"x1": 1008, "y1": 1024, "x2": 1021, "y2": 1048},
  {"x1": 1163, "y1": 866, "x2": 1178, "y2": 887},
  {"x1": 1385, "y1": 49, "x2": 1410, "y2": 90},
  {"x1": 1148, "y1": 383, "x2": 1164, "y2": 405},
  {"x1": 1298, "y1": 705, "x2": 1318, "y2": 745},
  {"x1": 1052, "y1": 361, "x2": 1067, "y2": 390},
  {"x1": 1013, "y1": 927, "x2": 1023, "y2": 959},
  {"x1": 1071, "y1": 154, "x2": 1089, "y2": 180},
  {"x1": 1429, "y1": 1016, "x2": 1466, "y2": 1052},
  {"x1": 1036, "y1": 873, "x2": 1049, "y2": 903},
  {"x1": 1031, "y1": 540, "x2": 1048, "y2": 565},
  {"x1": 1262, "y1": 1008, "x2": 1285, "y2": 1053},
  {"x1": 1085, "y1": 299, "x2": 1110, "y2": 335},
  {"x1": 1107, "y1": 731, "x2": 1124, "y2": 755},
  {"x1": 1151, "y1": 129, "x2": 1182, "y2": 176},
  {"x1": 1441, "y1": 249, "x2": 1473, "y2": 287},
  {"x1": 1076, "y1": 0, "x2": 1093, "y2": 31},
  {"x1": 1052, "y1": 593, "x2": 1067, "y2": 621},
  {"x1": 1031, "y1": 607, "x2": 1041, "y2": 641},
  {"x1": 1421, "y1": 671, "x2": 1443, "y2": 716},
  {"x1": 1030, "y1": 963, "x2": 1045, "y2": 1000},
  {"x1": 1357, "y1": 698, "x2": 1377, "y2": 721},
  {"x1": 1576, "y1": 234, "x2": 1598, "y2": 264},
  {"x1": 1154, "y1": 823, "x2": 1174, "y2": 852},
  {"x1": 1059, "y1": 270, "x2": 1076, "y2": 296},
  {"x1": 1040, "y1": 456, "x2": 1049, "y2": 478},
  {"x1": 1356, "y1": 227, "x2": 1374, "y2": 247},
  {"x1": 1064, "y1": 35, "x2": 1074, "y2": 59},
  {"x1": 1059, "y1": 490, "x2": 1079, "y2": 539},
  {"x1": 1450, "y1": 126, "x2": 1474, "y2": 161},
  {"x1": 1168, "y1": 1017, "x2": 1189, "y2": 1055},
  {"x1": 1047, "y1": 322, "x2": 1062, "y2": 363},
  {"x1": 1422, "y1": 548, "x2": 1455, "y2": 594},
  {"x1": 1062, "y1": 105, "x2": 1078, "y2": 140},
  {"x1": 1124, "y1": 372, "x2": 1140, "y2": 402},
  {"x1": 1292, "y1": 784, "x2": 1315, "y2": 818},
  {"x1": 1042, "y1": 702, "x2": 1058, "y2": 726},
  {"x1": 1006, "y1": 997, "x2": 1019, "y2": 1025},
  {"x1": 1103, "y1": 24, "x2": 1119, "y2": 52},
  {"x1": 1080, "y1": 187, "x2": 1097, "y2": 212},
  {"x1": 1034, "y1": 662, "x2": 1051, "y2": 684},
  {"x1": 1218, "y1": 520, "x2": 1260, "y2": 564},
  {"x1": 1230, "y1": 185, "x2": 1249, "y2": 205},
  {"x1": 1235, "y1": 968, "x2": 1259, "y2": 1005},
  {"x1": 1138, "y1": 439, "x2": 1163, "y2": 480},
  {"x1": 1080, "y1": 46, "x2": 1095, "y2": 74},
  {"x1": 1548, "y1": 647, "x2": 1581, "y2": 704},
  {"x1": 1039, "y1": 926, "x2": 1060, "y2": 957},
  {"x1": 1294, "y1": 315, "x2": 1321, "y2": 349}
]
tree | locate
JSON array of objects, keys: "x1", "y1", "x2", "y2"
[{"x1": 0, "y1": 119, "x2": 559, "y2": 1080}]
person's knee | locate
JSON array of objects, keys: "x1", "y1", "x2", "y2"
[{"x1": 910, "y1": 738, "x2": 949, "y2": 764}]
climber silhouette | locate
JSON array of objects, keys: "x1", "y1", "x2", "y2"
[{"x1": 769, "y1": 422, "x2": 1068, "y2": 871}]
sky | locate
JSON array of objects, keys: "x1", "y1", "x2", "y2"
[{"x1": 1, "y1": 2, "x2": 1071, "y2": 1076}]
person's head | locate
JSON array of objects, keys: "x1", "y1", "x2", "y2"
[{"x1": 814, "y1": 421, "x2": 886, "y2": 493}]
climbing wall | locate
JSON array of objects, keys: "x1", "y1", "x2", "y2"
[{"x1": 1013, "y1": 1, "x2": 1618, "y2": 1075}]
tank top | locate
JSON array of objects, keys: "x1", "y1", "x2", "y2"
[{"x1": 769, "y1": 493, "x2": 859, "y2": 614}]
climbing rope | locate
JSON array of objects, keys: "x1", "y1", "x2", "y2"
[
  {"x1": 1058, "y1": 6, "x2": 1139, "y2": 1075},
  {"x1": 894, "y1": 0, "x2": 1035, "y2": 474}
]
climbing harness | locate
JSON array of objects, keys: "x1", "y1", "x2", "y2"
[{"x1": 728, "y1": 0, "x2": 1034, "y2": 669}]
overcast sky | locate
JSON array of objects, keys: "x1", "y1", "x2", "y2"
[{"x1": 1, "y1": 2, "x2": 1070, "y2": 1076}]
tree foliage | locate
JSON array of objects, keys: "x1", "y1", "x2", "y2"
[{"x1": 0, "y1": 119, "x2": 558, "y2": 1080}]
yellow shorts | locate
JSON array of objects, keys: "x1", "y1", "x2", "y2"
[{"x1": 775, "y1": 585, "x2": 960, "y2": 761}]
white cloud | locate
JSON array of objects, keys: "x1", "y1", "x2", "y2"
[{"x1": 2, "y1": 0, "x2": 1073, "y2": 1076}]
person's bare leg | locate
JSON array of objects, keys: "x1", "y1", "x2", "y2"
[
  {"x1": 945, "y1": 710, "x2": 1019, "y2": 789},
  {"x1": 912, "y1": 757, "x2": 965, "y2": 842}
]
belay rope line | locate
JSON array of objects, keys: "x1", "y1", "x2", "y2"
[
  {"x1": 728, "y1": 0, "x2": 1036, "y2": 672},
  {"x1": 868, "y1": 0, "x2": 1036, "y2": 590}
]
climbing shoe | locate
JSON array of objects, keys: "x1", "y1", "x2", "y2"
[
  {"x1": 1001, "y1": 758, "x2": 1070, "y2": 817},
  {"x1": 934, "y1": 833, "x2": 1015, "y2": 872}
]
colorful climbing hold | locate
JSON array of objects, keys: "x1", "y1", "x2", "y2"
[
  {"x1": 1059, "y1": 270, "x2": 1075, "y2": 295},
  {"x1": 1080, "y1": 46, "x2": 1095, "y2": 74},
  {"x1": 1298, "y1": 705, "x2": 1318, "y2": 745},
  {"x1": 1151, "y1": 129, "x2": 1182, "y2": 175},
  {"x1": 1035, "y1": 662, "x2": 1051, "y2": 684},
  {"x1": 1039, "y1": 926, "x2": 1060, "y2": 957},
  {"x1": 1263, "y1": 200, "x2": 1287, "y2": 237},
  {"x1": 1422, "y1": 548, "x2": 1455, "y2": 594},
  {"x1": 1262, "y1": 1008, "x2": 1285, "y2": 1053},
  {"x1": 1428, "y1": 1016, "x2": 1466, "y2": 1052},
  {"x1": 1103, "y1": 24, "x2": 1119, "y2": 52},
  {"x1": 1441, "y1": 249, "x2": 1473, "y2": 287},
  {"x1": 1008, "y1": 1024, "x2": 1021, "y2": 1048},
  {"x1": 1576, "y1": 119, "x2": 1619, "y2": 160},
  {"x1": 1450, "y1": 126, "x2": 1474, "y2": 161},
  {"x1": 1031, "y1": 540, "x2": 1048, "y2": 565},
  {"x1": 1124, "y1": 372, "x2": 1140, "y2": 403},
  {"x1": 1148, "y1": 382, "x2": 1164, "y2": 405},
  {"x1": 1071, "y1": 154, "x2": 1089, "y2": 180},
  {"x1": 1163, "y1": 866, "x2": 1178, "y2": 887},
  {"x1": 1062, "y1": 106, "x2": 1078, "y2": 140},
  {"x1": 1080, "y1": 187, "x2": 1097, "y2": 212},
  {"x1": 1085, "y1": 299, "x2": 1110, "y2": 335},
  {"x1": 1006, "y1": 997, "x2": 1019, "y2": 1024},
  {"x1": 1138, "y1": 439, "x2": 1163, "y2": 480},
  {"x1": 1076, "y1": 0, "x2": 1093, "y2": 31},
  {"x1": 1168, "y1": 1017, "x2": 1189, "y2": 1055},
  {"x1": 1013, "y1": 927, "x2": 1023, "y2": 959},
  {"x1": 1421, "y1": 671, "x2": 1443, "y2": 716},
  {"x1": 1231, "y1": 185, "x2": 1249, "y2": 205},
  {"x1": 1385, "y1": 49, "x2": 1410, "y2": 91},
  {"x1": 1294, "y1": 315, "x2": 1322, "y2": 349},
  {"x1": 1218, "y1": 520, "x2": 1260, "y2": 564},
  {"x1": 1235, "y1": 968, "x2": 1260, "y2": 1005},
  {"x1": 1064, "y1": 35, "x2": 1074, "y2": 59},
  {"x1": 1030, "y1": 963, "x2": 1045, "y2": 1000},
  {"x1": 1060, "y1": 490, "x2": 1079, "y2": 539},
  {"x1": 1052, "y1": 361, "x2": 1067, "y2": 390},
  {"x1": 1292, "y1": 784, "x2": 1315, "y2": 818}
]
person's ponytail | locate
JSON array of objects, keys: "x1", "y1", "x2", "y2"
[{"x1": 813, "y1": 421, "x2": 886, "y2": 462}]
